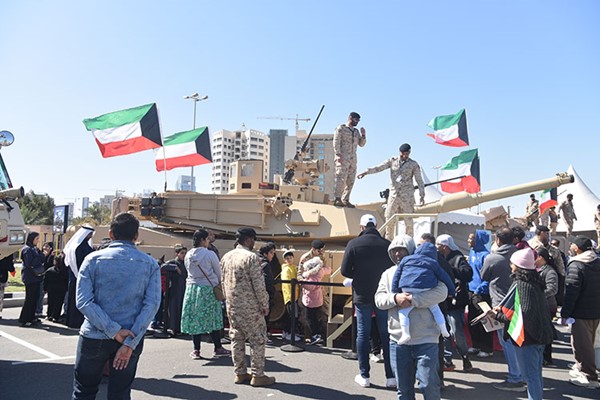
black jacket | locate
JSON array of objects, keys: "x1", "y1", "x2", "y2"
[
  {"x1": 561, "y1": 256, "x2": 600, "y2": 319},
  {"x1": 341, "y1": 227, "x2": 393, "y2": 305},
  {"x1": 445, "y1": 250, "x2": 472, "y2": 310}
]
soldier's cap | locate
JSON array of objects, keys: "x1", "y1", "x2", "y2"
[
  {"x1": 436, "y1": 234, "x2": 459, "y2": 251},
  {"x1": 311, "y1": 239, "x2": 325, "y2": 250},
  {"x1": 572, "y1": 236, "x2": 592, "y2": 252},
  {"x1": 349, "y1": 112, "x2": 360, "y2": 119},
  {"x1": 236, "y1": 227, "x2": 257, "y2": 240},
  {"x1": 536, "y1": 225, "x2": 550, "y2": 233},
  {"x1": 399, "y1": 143, "x2": 411, "y2": 152},
  {"x1": 360, "y1": 214, "x2": 377, "y2": 227},
  {"x1": 283, "y1": 249, "x2": 294, "y2": 258}
]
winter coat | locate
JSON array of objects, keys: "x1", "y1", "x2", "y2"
[
  {"x1": 341, "y1": 227, "x2": 393, "y2": 305},
  {"x1": 561, "y1": 250, "x2": 600, "y2": 319},
  {"x1": 468, "y1": 230, "x2": 490, "y2": 295},
  {"x1": 445, "y1": 249, "x2": 472, "y2": 309}
]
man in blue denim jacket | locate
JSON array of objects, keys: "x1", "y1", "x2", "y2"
[{"x1": 72, "y1": 212, "x2": 161, "y2": 399}]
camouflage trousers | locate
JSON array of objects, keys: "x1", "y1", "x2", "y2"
[
  {"x1": 565, "y1": 218, "x2": 574, "y2": 237},
  {"x1": 229, "y1": 313, "x2": 267, "y2": 377},
  {"x1": 385, "y1": 189, "x2": 416, "y2": 239},
  {"x1": 334, "y1": 158, "x2": 357, "y2": 202}
]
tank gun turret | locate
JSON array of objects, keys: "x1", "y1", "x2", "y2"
[{"x1": 416, "y1": 172, "x2": 574, "y2": 214}]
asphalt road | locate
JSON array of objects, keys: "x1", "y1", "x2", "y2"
[{"x1": 0, "y1": 305, "x2": 597, "y2": 400}]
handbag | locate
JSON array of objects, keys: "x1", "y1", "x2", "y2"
[{"x1": 197, "y1": 263, "x2": 226, "y2": 301}]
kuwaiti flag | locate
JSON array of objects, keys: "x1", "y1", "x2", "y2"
[
  {"x1": 155, "y1": 127, "x2": 212, "y2": 172},
  {"x1": 438, "y1": 149, "x2": 481, "y2": 193},
  {"x1": 499, "y1": 285, "x2": 525, "y2": 346},
  {"x1": 83, "y1": 103, "x2": 162, "y2": 158},
  {"x1": 539, "y1": 188, "x2": 558, "y2": 215},
  {"x1": 427, "y1": 109, "x2": 469, "y2": 147}
]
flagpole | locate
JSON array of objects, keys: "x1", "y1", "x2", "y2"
[
  {"x1": 155, "y1": 105, "x2": 168, "y2": 192},
  {"x1": 184, "y1": 93, "x2": 208, "y2": 192}
]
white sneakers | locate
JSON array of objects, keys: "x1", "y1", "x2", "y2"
[
  {"x1": 386, "y1": 377, "x2": 397, "y2": 388},
  {"x1": 569, "y1": 368, "x2": 600, "y2": 389},
  {"x1": 370, "y1": 353, "x2": 384, "y2": 363},
  {"x1": 354, "y1": 374, "x2": 370, "y2": 387}
]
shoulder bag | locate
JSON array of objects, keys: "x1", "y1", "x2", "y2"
[{"x1": 197, "y1": 263, "x2": 226, "y2": 302}]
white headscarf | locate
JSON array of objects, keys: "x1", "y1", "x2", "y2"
[{"x1": 64, "y1": 224, "x2": 95, "y2": 277}]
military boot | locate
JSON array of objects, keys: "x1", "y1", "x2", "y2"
[
  {"x1": 250, "y1": 375, "x2": 276, "y2": 387},
  {"x1": 333, "y1": 198, "x2": 344, "y2": 207},
  {"x1": 234, "y1": 373, "x2": 252, "y2": 384}
]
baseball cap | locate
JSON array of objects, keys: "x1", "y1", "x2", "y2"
[
  {"x1": 360, "y1": 214, "x2": 377, "y2": 227},
  {"x1": 510, "y1": 248, "x2": 536, "y2": 270},
  {"x1": 282, "y1": 249, "x2": 294, "y2": 258},
  {"x1": 436, "y1": 234, "x2": 459, "y2": 251},
  {"x1": 572, "y1": 236, "x2": 593, "y2": 252},
  {"x1": 311, "y1": 239, "x2": 325, "y2": 250}
]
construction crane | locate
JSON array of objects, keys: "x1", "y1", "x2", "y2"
[{"x1": 257, "y1": 114, "x2": 311, "y2": 134}]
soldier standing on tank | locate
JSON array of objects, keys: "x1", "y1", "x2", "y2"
[
  {"x1": 357, "y1": 143, "x2": 425, "y2": 239},
  {"x1": 220, "y1": 227, "x2": 276, "y2": 387},
  {"x1": 558, "y1": 193, "x2": 577, "y2": 237},
  {"x1": 525, "y1": 194, "x2": 540, "y2": 227},
  {"x1": 333, "y1": 112, "x2": 366, "y2": 208}
]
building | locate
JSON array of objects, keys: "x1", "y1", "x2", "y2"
[
  {"x1": 176, "y1": 175, "x2": 195, "y2": 192},
  {"x1": 211, "y1": 128, "x2": 270, "y2": 193},
  {"x1": 73, "y1": 197, "x2": 90, "y2": 219},
  {"x1": 303, "y1": 133, "x2": 335, "y2": 197},
  {"x1": 268, "y1": 129, "x2": 297, "y2": 181},
  {"x1": 99, "y1": 194, "x2": 115, "y2": 210}
]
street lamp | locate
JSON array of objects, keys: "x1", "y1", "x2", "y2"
[{"x1": 183, "y1": 92, "x2": 208, "y2": 191}]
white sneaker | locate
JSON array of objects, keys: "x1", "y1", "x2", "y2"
[
  {"x1": 386, "y1": 377, "x2": 397, "y2": 388},
  {"x1": 569, "y1": 367, "x2": 583, "y2": 378},
  {"x1": 370, "y1": 353, "x2": 384, "y2": 363},
  {"x1": 569, "y1": 374, "x2": 600, "y2": 389},
  {"x1": 354, "y1": 374, "x2": 370, "y2": 387}
]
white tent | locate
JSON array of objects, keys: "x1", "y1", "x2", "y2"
[{"x1": 556, "y1": 165, "x2": 600, "y2": 234}]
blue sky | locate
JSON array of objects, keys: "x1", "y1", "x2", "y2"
[{"x1": 0, "y1": 1, "x2": 598, "y2": 217}]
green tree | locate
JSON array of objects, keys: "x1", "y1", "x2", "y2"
[
  {"x1": 19, "y1": 190, "x2": 55, "y2": 225},
  {"x1": 84, "y1": 203, "x2": 111, "y2": 225}
]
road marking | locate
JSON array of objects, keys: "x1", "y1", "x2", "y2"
[
  {"x1": 12, "y1": 355, "x2": 75, "y2": 365},
  {"x1": 0, "y1": 329, "x2": 60, "y2": 359}
]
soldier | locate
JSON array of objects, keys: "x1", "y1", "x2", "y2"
[
  {"x1": 558, "y1": 193, "x2": 577, "y2": 237},
  {"x1": 357, "y1": 143, "x2": 424, "y2": 238},
  {"x1": 548, "y1": 206, "x2": 559, "y2": 234},
  {"x1": 333, "y1": 112, "x2": 367, "y2": 208},
  {"x1": 220, "y1": 227, "x2": 275, "y2": 387},
  {"x1": 525, "y1": 194, "x2": 540, "y2": 227}
]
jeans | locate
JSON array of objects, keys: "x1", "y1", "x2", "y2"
[
  {"x1": 355, "y1": 303, "x2": 393, "y2": 379},
  {"x1": 72, "y1": 336, "x2": 144, "y2": 400},
  {"x1": 391, "y1": 342, "x2": 440, "y2": 400},
  {"x1": 444, "y1": 308, "x2": 469, "y2": 363},
  {"x1": 514, "y1": 344, "x2": 544, "y2": 400},
  {"x1": 496, "y1": 330, "x2": 523, "y2": 383}
]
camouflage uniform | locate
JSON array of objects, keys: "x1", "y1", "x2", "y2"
[
  {"x1": 525, "y1": 198, "x2": 540, "y2": 227},
  {"x1": 539, "y1": 208, "x2": 550, "y2": 226},
  {"x1": 558, "y1": 200, "x2": 577, "y2": 236},
  {"x1": 548, "y1": 208, "x2": 559, "y2": 234},
  {"x1": 221, "y1": 244, "x2": 270, "y2": 377},
  {"x1": 361, "y1": 156, "x2": 424, "y2": 238},
  {"x1": 333, "y1": 124, "x2": 366, "y2": 202}
]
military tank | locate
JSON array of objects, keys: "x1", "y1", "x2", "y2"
[{"x1": 0, "y1": 131, "x2": 27, "y2": 259}]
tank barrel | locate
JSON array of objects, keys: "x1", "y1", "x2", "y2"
[{"x1": 416, "y1": 172, "x2": 574, "y2": 214}]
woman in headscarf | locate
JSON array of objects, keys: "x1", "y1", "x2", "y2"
[
  {"x1": 19, "y1": 232, "x2": 44, "y2": 327},
  {"x1": 64, "y1": 225, "x2": 95, "y2": 329},
  {"x1": 181, "y1": 229, "x2": 230, "y2": 359}
]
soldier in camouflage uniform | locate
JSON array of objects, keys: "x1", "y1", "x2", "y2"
[
  {"x1": 220, "y1": 228, "x2": 276, "y2": 387},
  {"x1": 558, "y1": 193, "x2": 577, "y2": 237},
  {"x1": 358, "y1": 143, "x2": 425, "y2": 239},
  {"x1": 333, "y1": 112, "x2": 367, "y2": 208},
  {"x1": 525, "y1": 194, "x2": 540, "y2": 227}
]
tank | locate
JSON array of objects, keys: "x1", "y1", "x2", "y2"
[{"x1": 0, "y1": 131, "x2": 27, "y2": 259}]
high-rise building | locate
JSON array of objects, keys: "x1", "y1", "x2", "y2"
[
  {"x1": 304, "y1": 133, "x2": 335, "y2": 197},
  {"x1": 176, "y1": 175, "x2": 195, "y2": 191},
  {"x1": 268, "y1": 129, "x2": 298, "y2": 182},
  {"x1": 211, "y1": 128, "x2": 270, "y2": 193},
  {"x1": 73, "y1": 197, "x2": 90, "y2": 218}
]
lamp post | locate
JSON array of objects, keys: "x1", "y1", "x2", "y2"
[{"x1": 183, "y1": 92, "x2": 208, "y2": 191}]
